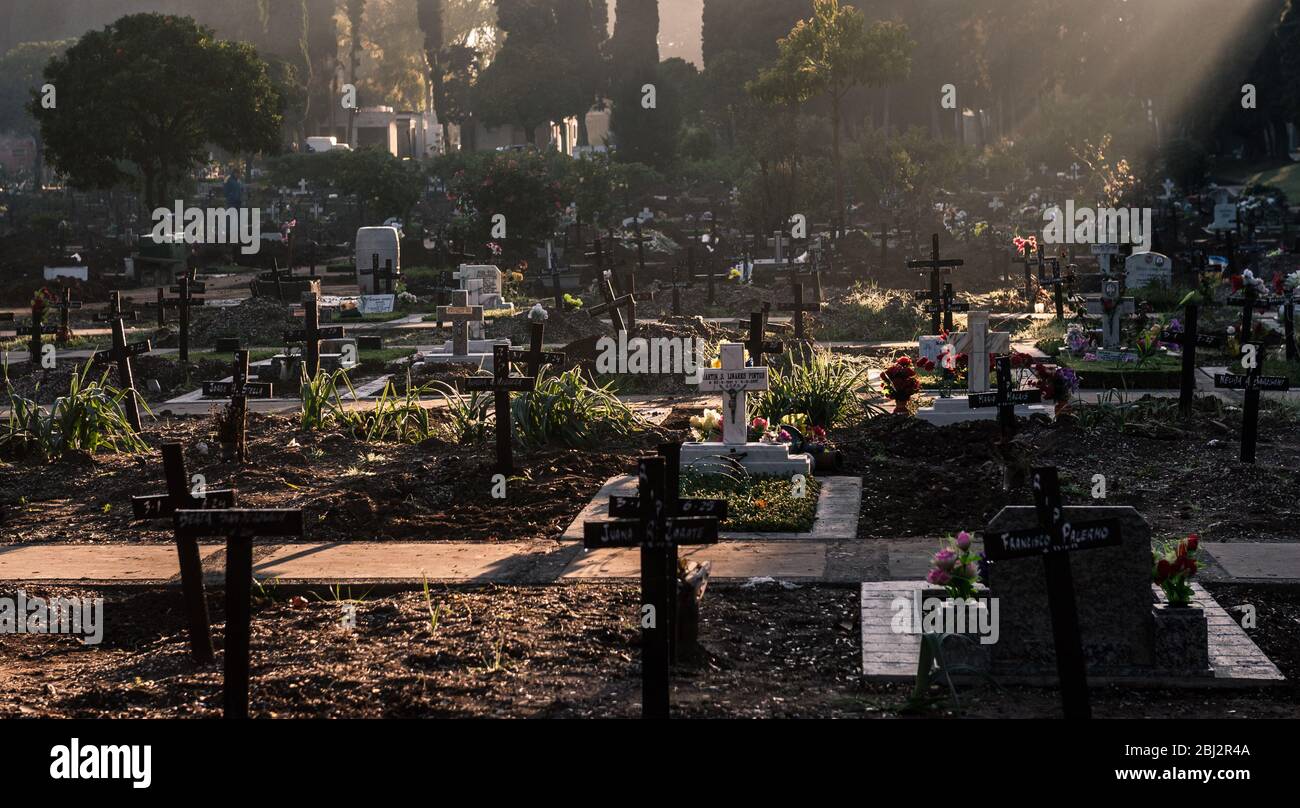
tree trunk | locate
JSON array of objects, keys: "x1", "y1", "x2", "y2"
[
  {"x1": 832, "y1": 94, "x2": 844, "y2": 235},
  {"x1": 577, "y1": 108, "x2": 590, "y2": 148}
]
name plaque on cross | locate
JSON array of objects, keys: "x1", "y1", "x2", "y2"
[{"x1": 697, "y1": 343, "x2": 768, "y2": 445}]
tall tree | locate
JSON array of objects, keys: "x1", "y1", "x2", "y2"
[
  {"x1": 750, "y1": 0, "x2": 912, "y2": 233},
  {"x1": 609, "y1": 0, "x2": 666, "y2": 165},
  {"x1": 416, "y1": 0, "x2": 447, "y2": 150},
  {"x1": 0, "y1": 40, "x2": 72, "y2": 183},
  {"x1": 31, "y1": 14, "x2": 283, "y2": 209},
  {"x1": 346, "y1": 0, "x2": 366, "y2": 144},
  {"x1": 305, "y1": 0, "x2": 339, "y2": 137}
]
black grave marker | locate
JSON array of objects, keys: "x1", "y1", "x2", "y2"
[
  {"x1": 172, "y1": 508, "x2": 304, "y2": 719},
  {"x1": 742, "y1": 304, "x2": 783, "y2": 367},
  {"x1": 1214, "y1": 345, "x2": 1291, "y2": 463},
  {"x1": 463, "y1": 343, "x2": 536, "y2": 474},
  {"x1": 508, "y1": 315, "x2": 565, "y2": 378},
  {"x1": 91, "y1": 318, "x2": 151, "y2": 432},
  {"x1": 969, "y1": 354, "x2": 1042, "y2": 438},
  {"x1": 777, "y1": 281, "x2": 821, "y2": 343},
  {"x1": 284, "y1": 295, "x2": 344, "y2": 378},
  {"x1": 203, "y1": 350, "x2": 274, "y2": 462},
  {"x1": 908, "y1": 234, "x2": 964, "y2": 333},
  {"x1": 1159, "y1": 302, "x2": 1226, "y2": 417}
]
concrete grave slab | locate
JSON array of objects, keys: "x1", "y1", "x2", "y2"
[{"x1": 560, "y1": 541, "x2": 826, "y2": 580}]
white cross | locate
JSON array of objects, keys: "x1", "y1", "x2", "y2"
[
  {"x1": 298, "y1": 178, "x2": 309, "y2": 194},
  {"x1": 947, "y1": 311, "x2": 1010, "y2": 394},
  {"x1": 699, "y1": 343, "x2": 768, "y2": 445}
]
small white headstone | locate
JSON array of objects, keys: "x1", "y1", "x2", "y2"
[
  {"x1": 918, "y1": 335, "x2": 945, "y2": 365},
  {"x1": 1213, "y1": 203, "x2": 1238, "y2": 232},
  {"x1": 1124, "y1": 251, "x2": 1172, "y2": 289}
]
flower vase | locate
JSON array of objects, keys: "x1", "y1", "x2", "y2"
[
  {"x1": 893, "y1": 398, "x2": 910, "y2": 415},
  {"x1": 1054, "y1": 398, "x2": 1070, "y2": 417}
]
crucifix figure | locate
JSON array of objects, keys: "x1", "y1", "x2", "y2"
[
  {"x1": 778, "y1": 281, "x2": 821, "y2": 344},
  {"x1": 969, "y1": 354, "x2": 1042, "y2": 438},
  {"x1": 584, "y1": 455, "x2": 721, "y2": 718},
  {"x1": 284, "y1": 295, "x2": 345, "y2": 378},
  {"x1": 742, "y1": 304, "x2": 783, "y2": 367},
  {"x1": 946, "y1": 311, "x2": 1010, "y2": 394},
  {"x1": 984, "y1": 467, "x2": 1123, "y2": 720},
  {"x1": 132, "y1": 442, "x2": 236, "y2": 521},
  {"x1": 908, "y1": 234, "x2": 964, "y2": 333},
  {"x1": 91, "y1": 317, "x2": 152, "y2": 431},
  {"x1": 509, "y1": 306, "x2": 566, "y2": 378},
  {"x1": 172, "y1": 508, "x2": 304, "y2": 718},
  {"x1": 436, "y1": 290, "x2": 484, "y2": 357},
  {"x1": 465, "y1": 343, "x2": 536, "y2": 474},
  {"x1": 698, "y1": 343, "x2": 769, "y2": 444},
  {"x1": 1214, "y1": 344, "x2": 1291, "y2": 463},
  {"x1": 202, "y1": 350, "x2": 274, "y2": 462}
]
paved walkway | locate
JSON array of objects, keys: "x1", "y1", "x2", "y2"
[{"x1": 0, "y1": 540, "x2": 1293, "y2": 587}]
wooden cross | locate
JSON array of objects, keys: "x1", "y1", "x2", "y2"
[
  {"x1": 1214, "y1": 345, "x2": 1291, "y2": 463},
  {"x1": 89, "y1": 317, "x2": 151, "y2": 431},
  {"x1": 664, "y1": 261, "x2": 691, "y2": 316},
  {"x1": 428, "y1": 269, "x2": 459, "y2": 307},
  {"x1": 93, "y1": 291, "x2": 137, "y2": 324},
  {"x1": 132, "y1": 442, "x2": 236, "y2": 520},
  {"x1": 693, "y1": 232, "x2": 726, "y2": 306},
  {"x1": 284, "y1": 295, "x2": 344, "y2": 379},
  {"x1": 907, "y1": 234, "x2": 964, "y2": 331},
  {"x1": 1284, "y1": 295, "x2": 1297, "y2": 362},
  {"x1": 435, "y1": 289, "x2": 484, "y2": 356},
  {"x1": 362, "y1": 253, "x2": 400, "y2": 294},
  {"x1": 160, "y1": 276, "x2": 204, "y2": 363},
  {"x1": 24, "y1": 299, "x2": 61, "y2": 361},
  {"x1": 464, "y1": 343, "x2": 535, "y2": 474},
  {"x1": 202, "y1": 350, "x2": 274, "y2": 462},
  {"x1": 1228, "y1": 285, "x2": 1284, "y2": 345},
  {"x1": 172, "y1": 508, "x2": 304, "y2": 718},
  {"x1": 53, "y1": 286, "x2": 82, "y2": 337},
  {"x1": 777, "y1": 281, "x2": 821, "y2": 343},
  {"x1": 1159, "y1": 302, "x2": 1226, "y2": 417},
  {"x1": 609, "y1": 441, "x2": 726, "y2": 663},
  {"x1": 984, "y1": 466, "x2": 1123, "y2": 720},
  {"x1": 1012, "y1": 243, "x2": 1038, "y2": 310},
  {"x1": 969, "y1": 354, "x2": 1042, "y2": 438},
  {"x1": 587, "y1": 271, "x2": 640, "y2": 333},
  {"x1": 917, "y1": 283, "x2": 970, "y2": 333},
  {"x1": 742, "y1": 304, "x2": 783, "y2": 367},
  {"x1": 508, "y1": 310, "x2": 566, "y2": 378},
  {"x1": 584, "y1": 454, "x2": 721, "y2": 718},
  {"x1": 1037, "y1": 253, "x2": 1067, "y2": 320},
  {"x1": 546, "y1": 240, "x2": 564, "y2": 310}
]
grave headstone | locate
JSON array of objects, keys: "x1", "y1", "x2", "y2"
[{"x1": 1124, "y1": 251, "x2": 1172, "y2": 290}]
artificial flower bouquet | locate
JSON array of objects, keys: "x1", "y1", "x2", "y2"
[
  {"x1": 689, "y1": 408, "x2": 722, "y2": 442},
  {"x1": 1153, "y1": 533, "x2": 1201, "y2": 606},
  {"x1": 927, "y1": 531, "x2": 982, "y2": 601},
  {"x1": 881, "y1": 355, "x2": 925, "y2": 412}
]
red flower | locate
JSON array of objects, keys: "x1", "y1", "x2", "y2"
[
  {"x1": 1187, "y1": 534, "x2": 1199, "y2": 552},
  {"x1": 898, "y1": 356, "x2": 912, "y2": 366},
  {"x1": 1155, "y1": 559, "x2": 1172, "y2": 582}
]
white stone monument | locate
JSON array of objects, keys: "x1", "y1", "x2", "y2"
[
  {"x1": 455, "y1": 265, "x2": 514, "y2": 312},
  {"x1": 1124, "y1": 251, "x2": 1172, "y2": 289},
  {"x1": 680, "y1": 343, "x2": 812, "y2": 476}
]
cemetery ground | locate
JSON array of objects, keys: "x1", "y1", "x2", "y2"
[{"x1": 1, "y1": 580, "x2": 1296, "y2": 719}]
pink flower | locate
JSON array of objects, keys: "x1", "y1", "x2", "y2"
[
  {"x1": 955, "y1": 530, "x2": 972, "y2": 550},
  {"x1": 933, "y1": 549, "x2": 957, "y2": 571},
  {"x1": 751, "y1": 417, "x2": 768, "y2": 430},
  {"x1": 778, "y1": 429, "x2": 791, "y2": 442},
  {"x1": 927, "y1": 568, "x2": 951, "y2": 586},
  {"x1": 963, "y1": 562, "x2": 979, "y2": 579}
]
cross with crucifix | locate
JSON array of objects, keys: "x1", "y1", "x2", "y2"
[
  {"x1": 742, "y1": 304, "x2": 783, "y2": 367},
  {"x1": 1214, "y1": 345, "x2": 1291, "y2": 463},
  {"x1": 908, "y1": 234, "x2": 964, "y2": 333},
  {"x1": 90, "y1": 317, "x2": 151, "y2": 432},
  {"x1": 436, "y1": 289, "x2": 484, "y2": 357},
  {"x1": 983, "y1": 466, "x2": 1124, "y2": 719},
  {"x1": 464, "y1": 343, "x2": 536, "y2": 474},
  {"x1": 203, "y1": 349, "x2": 274, "y2": 462},
  {"x1": 777, "y1": 281, "x2": 821, "y2": 344},
  {"x1": 172, "y1": 508, "x2": 304, "y2": 718},
  {"x1": 699, "y1": 343, "x2": 769, "y2": 444},
  {"x1": 1098, "y1": 277, "x2": 1135, "y2": 351},
  {"x1": 132, "y1": 442, "x2": 236, "y2": 521},
  {"x1": 509, "y1": 306, "x2": 566, "y2": 378},
  {"x1": 584, "y1": 454, "x2": 721, "y2": 718},
  {"x1": 1160, "y1": 302, "x2": 1226, "y2": 417},
  {"x1": 94, "y1": 291, "x2": 137, "y2": 325},
  {"x1": 284, "y1": 295, "x2": 344, "y2": 379},
  {"x1": 969, "y1": 354, "x2": 1042, "y2": 438}
]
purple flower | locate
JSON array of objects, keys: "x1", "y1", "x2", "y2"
[
  {"x1": 927, "y1": 568, "x2": 951, "y2": 586},
  {"x1": 955, "y1": 530, "x2": 972, "y2": 550},
  {"x1": 933, "y1": 549, "x2": 958, "y2": 571}
]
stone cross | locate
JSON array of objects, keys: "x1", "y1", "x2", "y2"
[
  {"x1": 1100, "y1": 278, "x2": 1135, "y2": 350},
  {"x1": 948, "y1": 311, "x2": 1010, "y2": 394},
  {"x1": 699, "y1": 343, "x2": 769, "y2": 444},
  {"x1": 436, "y1": 290, "x2": 484, "y2": 357},
  {"x1": 583, "y1": 455, "x2": 720, "y2": 718}
]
